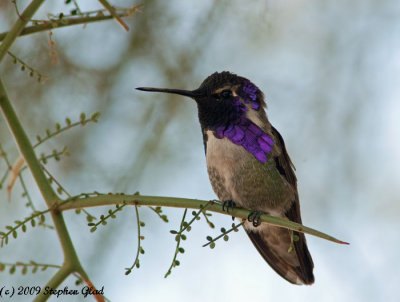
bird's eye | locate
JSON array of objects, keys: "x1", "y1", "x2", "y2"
[{"x1": 220, "y1": 89, "x2": 232, "y2": 99}]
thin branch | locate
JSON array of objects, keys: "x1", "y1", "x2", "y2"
[
  {"x1": 0, "y1": 6, "x2": 142, "y2": 42},
  {"x1": 7, "y1": 51, "x2": 47, "y2": 82},
  {"x1": 17, "y1": 170, "x2": 37, "y2": 211},
  {"x1": 0, "y1": 144, "x2": 12, "y2": 189},
  {"x1": 147, "y1": 206, "x2": 169, "y2": 222},
  {"x1": 0, "y1": 77, "x2": 58, "y2": 205},
  {"x1": 0, "y1": 77, "x2": 89, "y2": 294},
  {"x1": 0, "y1": 0, "x2": 45, "y2": 62},
  {"x1": 41, "y1": 164, "x2": 71, "y2": 197},
  {"x1": 203, "y1": 222, "x2": 244, "y2": 248},
  {"x1": 33, "y1": 112, "x2": 100, "y2": 149},
  {"x1": 33, "y1": 265, "x2": 72, "y2": 302},
  {"x1": 125, "y1": 205, "x2": 144, "y2": 275},
  {"x1": 98, "y1": 0, "x2": 129, "y2": 31},
  {"x1": 0, "y1": 260, "x2": 81, "y2": 280},
  {"x1": 59, "y1": 194, "x2": 349, "y2": 245},
  {"x1": 164, "y1": 209, "x2": 187, "y2": 278}
]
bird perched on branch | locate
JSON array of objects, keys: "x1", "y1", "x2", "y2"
[{"x1": 137, "y1": 71, "x2": 314, "y2": 285}]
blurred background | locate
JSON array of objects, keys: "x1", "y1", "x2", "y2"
[{"x1": 0, "y1": 0, "x2": 399, "y2": 301}]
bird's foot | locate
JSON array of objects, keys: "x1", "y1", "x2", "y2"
[
  {"x1": 248, "y1": 210, "x2": 265, "y2": 227},
  {"x1": 222, "y1": 200, "x2": 236, "y2": 221}
]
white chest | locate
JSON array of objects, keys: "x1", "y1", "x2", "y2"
[{"x1": 205, "y1": 130, "x2": 248, "y2": 193}]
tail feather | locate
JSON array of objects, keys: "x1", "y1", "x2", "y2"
[{"x1": 246, "y1": 224, "x2": 314, "y2": 285}]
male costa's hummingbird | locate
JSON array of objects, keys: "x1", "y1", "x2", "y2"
[{"x1": 137, "y1": 71, "x2": 314, "y2": 285}]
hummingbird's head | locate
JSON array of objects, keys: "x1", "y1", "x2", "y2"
[
  {"x1": 195, "y1": 71, "x2": 266, "y2": 111},
  {"x1": 137, "y1": 71, "x2": 274, "y2": 163},
  {"x1": 136, "y1": 71, "x2": 266, "y2": 127}
]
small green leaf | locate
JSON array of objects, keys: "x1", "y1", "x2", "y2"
[
  {"x1": 181, "y1": 234, "x2": 187, "y2": 240},
  {"x1": 170, "y1": 230, "x2": 178, "y2": 234},
  {"x1": 80, "y1": 113, "x2": 86, "y2": 123},
  {"x1": 223, "y1": 235, "x2": 229, "y2": 241},
  {"x1": 210, "y1": 242, "x2": 216, "y2": 249},
  {"x1": 10, "y1": 265, "x2": 16, "y2": 274},
  {"x1": 22, "y1": 266, "x2": 28, "y2": 275},
  {"x1": 75, "y1": 279, "x2": 83, "y2": 285},
  {"x1": 90, "y1": 227, "x2": 97, "y2": 232},
  {"x1": 90, "y1": 112, "x2": 100, "y2": 121},
  {"x1": 206, "y1": 236, "x2": 212, "y2": 241}
]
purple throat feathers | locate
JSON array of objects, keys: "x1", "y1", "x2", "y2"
[{"x1": 213, "y1": 82, "x2": 274, "y2": 163}]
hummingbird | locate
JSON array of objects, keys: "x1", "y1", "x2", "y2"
[{"x1": 137, "y1": 71, "x2": 314, "y2": 285}]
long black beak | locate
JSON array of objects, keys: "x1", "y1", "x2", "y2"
[{"x1": 136, "y1": 87, "x2": 199, "y2": 98}]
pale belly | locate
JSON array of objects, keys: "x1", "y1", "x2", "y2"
[{"x1": 205, "y1": 132, "x2": 294, "y2": 215}]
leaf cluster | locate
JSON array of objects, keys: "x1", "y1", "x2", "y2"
[{"x1": 0, "y1": 210, "x2": 49, "y2": 247}]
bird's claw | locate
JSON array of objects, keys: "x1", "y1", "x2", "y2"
[
  {"x1": 222, "y1": 200, "x2": 236, "y2": 221},
  {"x1": 248, "y1": 210, "x2": 264, "y2": 227}
]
